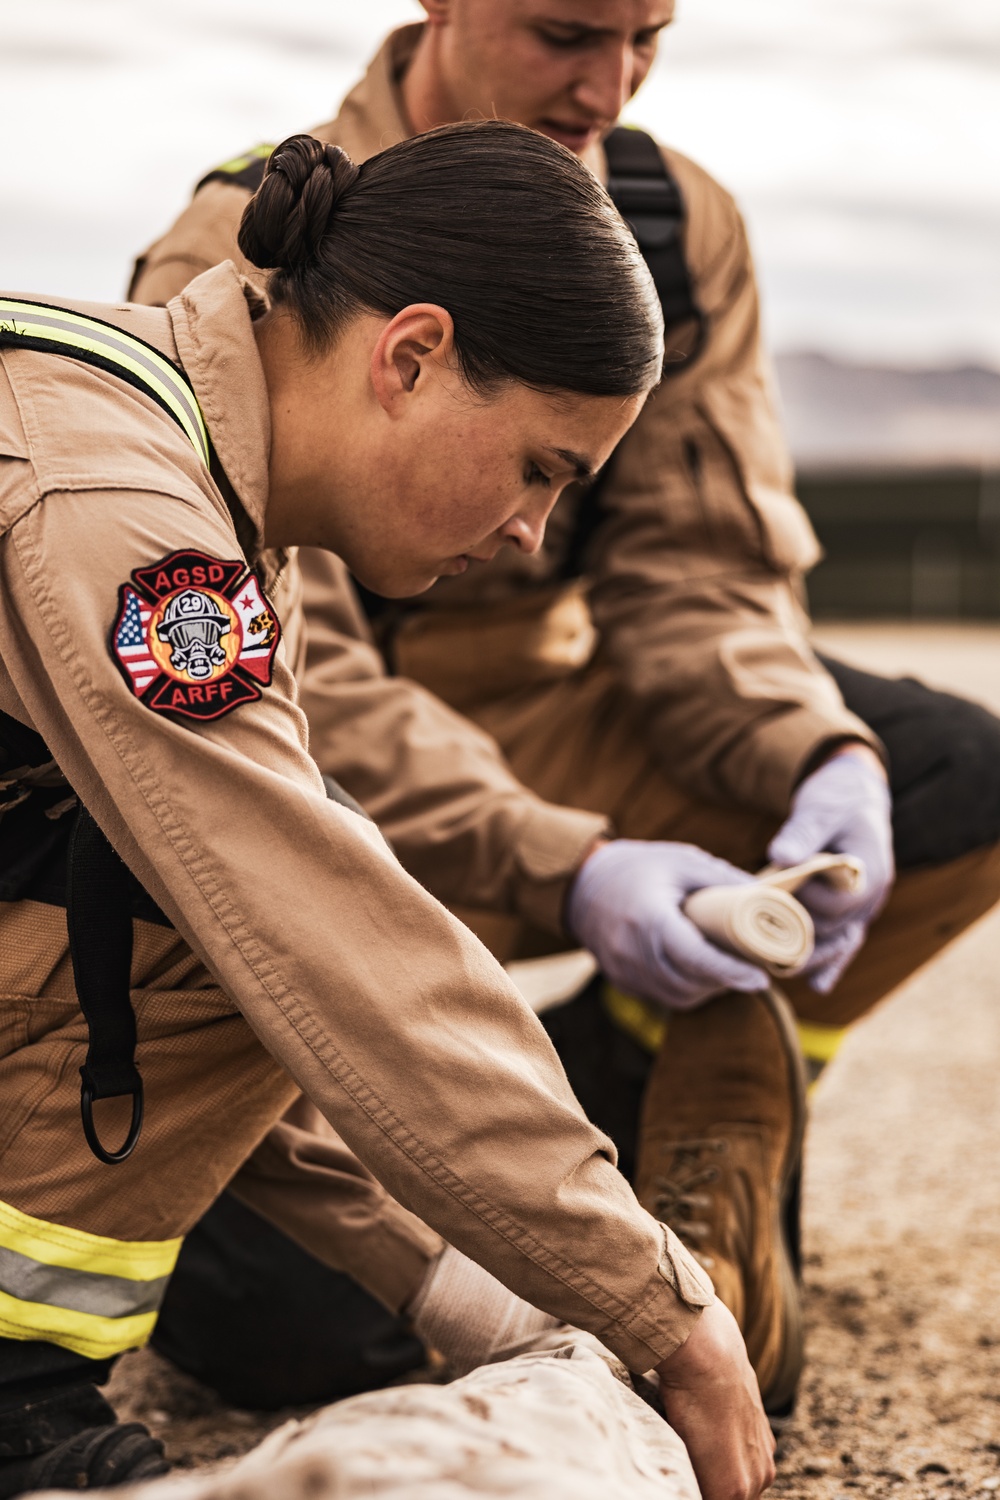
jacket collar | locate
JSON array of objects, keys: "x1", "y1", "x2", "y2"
[
  {"x1": 329, "y1": 25, "x2": 420, "y2": 162},
  {"x1": 167, "y1": 263, "x2": 271, "y2": 550}
]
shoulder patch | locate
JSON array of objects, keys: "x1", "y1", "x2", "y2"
[{"x1": 111, "y1": 549, "x2": 280, "y2": 722}]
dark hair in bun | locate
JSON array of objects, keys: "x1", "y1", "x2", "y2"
[
  {"x1": 238, "y1": 121, "x2": 663, "y2": 398},
  {"x1": 238, "y1": 135, "x2": 359, "y2": 275}
]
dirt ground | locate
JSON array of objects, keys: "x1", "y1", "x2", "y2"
[{"x1": 105, "y1": 624, "x2": 1000, "y2": 1496}]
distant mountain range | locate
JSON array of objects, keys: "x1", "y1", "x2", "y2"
[{"x1": 774, "y1": 353, "x2": 1000, "y2": 472}]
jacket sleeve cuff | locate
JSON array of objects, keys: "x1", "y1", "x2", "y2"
[
  {"x1": 509, "y1": 801, "x2": 612, "y2": 936},
  {"x1": 595, "y1": 1226, "x2": 716, "y2": 1373},
  {"x1": 732, "y1": 707, "x2": 885, "y2": 816}
]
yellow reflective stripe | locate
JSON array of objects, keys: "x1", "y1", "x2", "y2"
[
  {"x1": 796, "y1": 1019, "x2": 847, "y2": 1066},
  {"x1": 604, "y1": 983, "x2": 848, "y2": 1082},
  {"x1": 213, "y1": 143, "x2": 275, "y2": 176},
  {"x1": 602, "y1": 984, "x2": 668, "y2": 1055},
  {"x1": 0, "y1": 1287, "x2": 157, "y2": 1360},
  {"x1": 0, "y1": 1197, "x2": 181, "y2": 1283},
  {"x1": 0, "y1": 299, "x2": 209, "y2": 467},
  {"x1": 603, "y1": 988, "x2": 848, "y2": 1069}
]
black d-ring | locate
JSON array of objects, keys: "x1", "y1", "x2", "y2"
[{"x1": 80, "y1": 1079, "x2": 144, "y2": 1166}]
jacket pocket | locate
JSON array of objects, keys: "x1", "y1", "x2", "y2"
[{"x1": 699, "y1": 376, "x2": 821, "y2": 576}]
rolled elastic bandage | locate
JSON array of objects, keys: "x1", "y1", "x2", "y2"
[{"x1": 682, "y1": 854, "x2": 865, "y2": 977}]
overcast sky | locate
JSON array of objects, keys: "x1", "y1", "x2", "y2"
[{"x1": 2, "y1": 0, "x2": 997, "y2": 368}]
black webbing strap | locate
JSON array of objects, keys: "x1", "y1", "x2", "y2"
[
  {"x1": 604, "y1": 125, "x2": 705, "y2": 358},
  {"x1": 0, "y1": 716, "x2": 145, "y2": 1165},
  {"x1": 66, "y1": 809, "x2": 144, "y2": 1165},
  {"x1": 559, "y1": 127, "x2": 705, "y2": 581}
]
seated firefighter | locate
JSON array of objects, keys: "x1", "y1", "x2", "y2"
[
  {"x1": 0, "y1": 126, "x2": 775, "y2": 1499},
  {"x1": 129, "y1": 0, "x2": 1000, "y2": 1431}
]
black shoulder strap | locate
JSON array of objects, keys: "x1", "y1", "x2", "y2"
[
  {"x1": 196, "y1": 145, "x2": 274, "y2": 196},
  {"x1": 559, "y1": 127, "x2": 705, "y2": 581},
  {"x1": 603, "y1": 125, "x2": 705, "y2": 364}
]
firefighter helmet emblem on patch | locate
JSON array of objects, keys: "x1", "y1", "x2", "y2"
[{"x1": 111, "y1": 549, "x2": 280, "y2": 721}]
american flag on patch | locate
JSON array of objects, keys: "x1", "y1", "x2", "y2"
[{"x1": 115, "y1": 588, "x2": 158, "y2": 694}]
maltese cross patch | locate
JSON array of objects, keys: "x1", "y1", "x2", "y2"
[{"x1": 111, "y1": 549, "x2": 281, "y2": 721}]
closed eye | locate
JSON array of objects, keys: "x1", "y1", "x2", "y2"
[
  {"x1": 525, "y1": 461, "x2": 553, "y2": 487},
  {"x1": 535, "y1": 22, "x2": 667, "y2": 51},
  {"x1": 535, "y1": 25, "x2": 595, "y2": 50}
]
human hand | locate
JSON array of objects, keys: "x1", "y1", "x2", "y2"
[
  {"x1": 656, "y1": 1299, "x2": 775, "y2": 1500},
  {"x1": 566, "y1": 840, "x2": 768, "y2": 1011},
  {"x1": 767, "y1": 747, "x2": 894, "y2": 993}
]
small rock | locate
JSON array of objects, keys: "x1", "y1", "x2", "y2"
[
  {"x1": 980, "y1": 1480, "x2": 1000, "y2": 1493},
  {"x1": 919, "y1": 1463, "x2": 951, "y2": 1476},
  {"x1": 804, "y1": 1459, "x2": 833, "y2": 1476}
]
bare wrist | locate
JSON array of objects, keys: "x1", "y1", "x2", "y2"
[{"x1": 825, "y1": 742, "x2": 886, "y2": 779}]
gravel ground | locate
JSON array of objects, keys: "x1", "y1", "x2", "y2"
[{"x1": 105, "y1": 624, "x2": 1000, "y2": 1495}]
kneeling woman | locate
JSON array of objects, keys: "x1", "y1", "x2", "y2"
[{"x1": 0, "y1": 125, "x2": 770, "y2": 1499}]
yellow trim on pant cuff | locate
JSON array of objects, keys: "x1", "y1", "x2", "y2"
[
  {"x1": 796, "y1": 1020, "x2": 847, "y2": 1065},
  {"x1": 0, "y1": 1198, "x2": 181, "y2": 1282},
  {"x1": 0, "y1": 1288, "x2": 157, "y2": 1360},
  {"x1": 602, "y1": 985, "x2": 668, "y2": 1054}
]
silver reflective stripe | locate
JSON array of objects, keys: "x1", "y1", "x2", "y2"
[
  {"x1": 0, "y1": 1244, "x2": 170, "y2": 1320},
  {"x1": 0, "y1": 299, "x2": 208, "y2": 466}
]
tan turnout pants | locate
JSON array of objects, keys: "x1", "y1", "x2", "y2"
[{"x1": 393, "y1": 634, "x2": 1000, "y2": 1033}]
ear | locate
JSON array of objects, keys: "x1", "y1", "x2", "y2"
[
  {"x1": 370, "y1": 304, "x2": 457, "y2": 415},
  {"x1": 419, "y1": 0, "x2": 452, "y2": 24}
]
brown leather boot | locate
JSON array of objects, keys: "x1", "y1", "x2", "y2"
[{"x1": 634, "y1": 986, "x2": 807, "y2": 1418}]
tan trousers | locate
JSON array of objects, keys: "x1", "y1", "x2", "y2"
[
  {"x1": 0, "y1": 901, "x2": 438, "y2": 1361},
  {"x1": 412, "y1": 652, "x2": 1000, "y2": 1032}
]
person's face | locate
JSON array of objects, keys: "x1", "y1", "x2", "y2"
[
  {"x1": 260, "y1": 305, "x2": 646, "y2": 597},
  {"x1": 352, "y1": 374, "x2": 643, "y2": 598},
  {"x1": 418, "y1": 0, "x2": 674, "y2": 154}
]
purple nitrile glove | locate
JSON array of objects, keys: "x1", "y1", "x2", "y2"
[
  {"x1": 767, "y1": 749, "x2": 895, "y2": 994},
  {"x1": 566, "y1": 840, "x2": 769, "y2": 1012}
]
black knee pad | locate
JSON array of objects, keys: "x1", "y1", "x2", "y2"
[
  {"x1": 152, "y1": 1193, "x2": 425, "y2": 1410},
  {"x1": 819, "y1": 655, "x2": 1000, "y2": 868}
]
